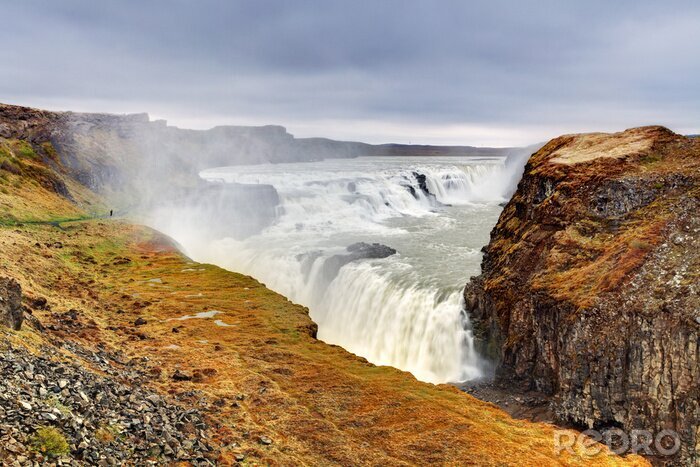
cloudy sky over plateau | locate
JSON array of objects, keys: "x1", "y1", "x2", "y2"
[{"x1": 1, "y1": 0, "x2": 699, "y2": 146}]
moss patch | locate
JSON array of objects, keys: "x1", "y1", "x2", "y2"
[{"x1": 29, "y1": 427, "x2": 70, "y2": 458}]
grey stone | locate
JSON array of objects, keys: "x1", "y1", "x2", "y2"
[{"x1": 0, "y1": 277, "x2": 23, "y2": 330}]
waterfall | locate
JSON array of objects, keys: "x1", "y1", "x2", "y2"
[{"x1": 149, "y1": 155, "x2": 513, "y2": 384}]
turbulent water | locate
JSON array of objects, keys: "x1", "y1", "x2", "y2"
[{"x1": 151, "y1": 155, "x2": 521, "y2": 384}]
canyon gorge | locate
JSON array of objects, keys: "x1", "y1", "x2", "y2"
[{"x1": 1, "y1": 102, "x2": 696, "y2": 465}]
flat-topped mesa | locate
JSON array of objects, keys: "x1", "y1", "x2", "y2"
[{"x1": 464, "y1": 125, "x2": 700, "y2": 463}]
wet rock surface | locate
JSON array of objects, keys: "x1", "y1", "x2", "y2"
[
  {"x1": 409, "y1": 171, "x2": 442, "y2": 205},
  {"x1": 320, "y1": 242, "x2": 397, "y2": 284},
  {"x1": 345, "y1": 242, "x2": 397, "y2": 259},
  {"x1": 0, "y1": 345, "x2": 219, "y2": 465},
  {"x1": 464, "y1": 127, "x2": 700, "y2": 464}
]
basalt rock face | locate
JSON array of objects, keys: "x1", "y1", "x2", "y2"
[
  {"x1": 320, "y1": 242, "x2": 397, "y2": 285},
  {"x1": 464, "y1": 126, "x2": 700, "y2": 463},
  {"x1": 0, "y1": 277, "x2": 23, "y2": 331}
]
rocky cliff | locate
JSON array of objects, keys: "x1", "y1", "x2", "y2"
[{"x1": 465, "y1": 126, "x2": 700, "y2": 463}]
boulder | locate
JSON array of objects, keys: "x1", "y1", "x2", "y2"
[
  {"x1": 346, "y1": 242, "x2": 397, "y2": 259},
  {"x1": 322, "y1": 242, "x2": 396, "y2": 281},
  {"x1": 411, "y1": 171, "x2": 440, "y2": 205},
  {"x1": 0, "y1": 277, "x2": 23, "y2": 330}
]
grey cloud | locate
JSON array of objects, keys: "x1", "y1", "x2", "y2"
[{"x1": 0, "y1": 0, "x2": 698, "y2": 144}]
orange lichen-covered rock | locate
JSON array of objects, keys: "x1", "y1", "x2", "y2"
[{"x1": 465, "y1": 126, "x2": 700, "y2": 463}]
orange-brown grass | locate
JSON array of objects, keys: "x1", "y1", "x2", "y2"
[
  {"x1": 532, "y1": 215, "x2": 667, "y2": 308},
  {"x1": 505, "y1": 128, "x2": 700, "y2": 309},
  {"x1": 0, "y1": 219, "x2": 648, "y2": 466}
]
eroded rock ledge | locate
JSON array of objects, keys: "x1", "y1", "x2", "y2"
[{"x1": 464, "y1": 126, "x2": 700, "y2": 463}]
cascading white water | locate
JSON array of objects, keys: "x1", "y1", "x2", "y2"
[{"x1": 149, "y1": 155, "x2": 514, "y2": 384}]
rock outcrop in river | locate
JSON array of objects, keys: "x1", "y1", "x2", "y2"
[{"x1": 465, "y1": 126, "x2": 700, "y2": 463}]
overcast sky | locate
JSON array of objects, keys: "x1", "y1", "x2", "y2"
[{"x1": 1, "y1": 1, "x2": 698, "y2": 146}]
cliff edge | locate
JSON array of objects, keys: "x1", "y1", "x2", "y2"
[{"x1": 465, "y1": 126, "x2": 700, "y2": 463}]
